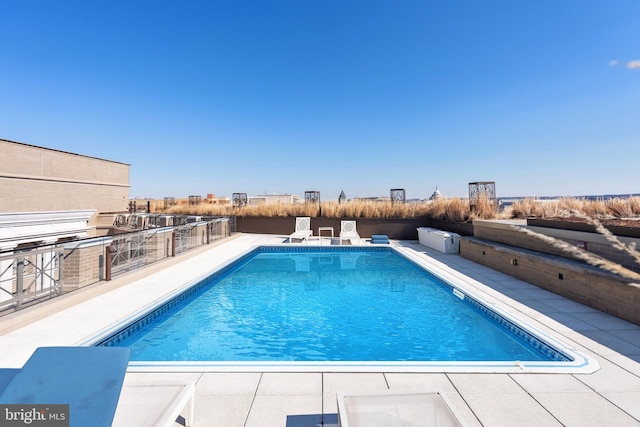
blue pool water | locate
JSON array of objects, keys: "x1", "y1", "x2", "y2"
[{"x1": 98, "y1": 247, "x2": 570, "y2": 363}]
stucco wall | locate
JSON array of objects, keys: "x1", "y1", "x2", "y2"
[{"x1": 0, "y1": 139, "x2": 130, "y2": 217}]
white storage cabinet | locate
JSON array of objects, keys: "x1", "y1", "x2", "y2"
[{"x1": 416, "y1": 227, "x2": 460, "y2": 253}]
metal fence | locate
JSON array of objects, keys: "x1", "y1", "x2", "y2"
[
  {"x1": 108, "y1": 229, "x2": 165, "y2": 277},
  {"x1": 0, "y1": 246, "x2": 64, "y2": 311},
  {"x1": 1, "y1": 217, "x2": 230, "y2": 313},
  {"x1": 107, "y1": 217, "x2": 230, "y2": 278}
]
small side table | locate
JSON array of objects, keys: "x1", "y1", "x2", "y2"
[{"x1": 318, "y1": 227, "x2": 334, "y2": 245}]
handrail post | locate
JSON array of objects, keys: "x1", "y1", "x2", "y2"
[
  {"x1": 57, "y1": 251, "x2": 64, "y2": 293},
  {"x1": 16, "y1": 256, "x2": 24, "y2": 310},
  {"x1": 105, "y1": 245, "x2": 112, "y2": 281}
]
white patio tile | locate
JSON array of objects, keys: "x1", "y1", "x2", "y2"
[
  {"x1": 322, "y1": 373, "x2": 388, "y2": 394},
  {"x1": 257, "y1": 372, "x2": 322, "y2": 395},
  {"x1": 322, "y1": 373, "x2": 388, "y2": 413},
  {"x1": 193, "y1": 394, "x2": 254, "y2": 427},
  {"x1": 575, "y1": 358, "x2": 640, "y2": 392},
  {"x1": 577, "y1": 311, "x2": 639, "y2": 330},
  {"x1": 599, "y1": 390, "x2": 640, "y2": 421},
  {"x1": 441, "y1": 392, "x2": 483, "y2": 427},
  {"x1": 323, "y1": 393, "x2": 340, "y2": 414},
  {"x1": 195, "y1": 372, "x2": 261, "y2": 396},
  {"x1": 510, "y1": 373, "x2": 591, "y2": 392},
  {"x1": 514, "y1": 298, "x2": 563, "y2": 316},
  {"x1": 475, "y1": 280, "x2": 516, "y2": 293},
  {"x1": 461, "y1": 392, "x2": 562, "y2": 427},
  {"x1": 132, "y1": 371, "x2": 202, "y2": 383},
  {"x1": 384, "y1": 373, "x2": 457, "y2": 392},
  {"x1": 556, "y1": 329, "x2": 603, "y2": 350},
  {"x1": 531, "y1": 391, "x2": 640, "y2": 427},
  {"x1": 448, "y1": 373, "x2": 522, "y2": 394},
  {"x1": 608, "y1": 354, "x2": 640, "y2": 376},
  {"x1": 580, "y1": 330, "x2": 640, "y2": 356},
  {"x1": 538, "y1": 298, "x2": 598, "y2": 313},
  {"x1": 496, "y1": 280, "x2": 541, "y2": 291},
  {"x1": 538, "y1": 312, "x2": 600, "y2": 332},
  {"x1": 245, "y1": 394, "x2": 321, "y2": 427},
  {"x1": 517, "y1": 287, "x2": 565, "y2": 300}
]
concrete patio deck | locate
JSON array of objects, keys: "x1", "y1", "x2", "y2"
[{"x1": 0, "y1": 234, "x2": 639, "y2": 426}]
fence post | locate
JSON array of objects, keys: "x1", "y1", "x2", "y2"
[
  {"x1": 38, "y1": 252, "x2": 44, "y2": 293},
  {"x1": 16, "y1": 256, "x2": 24, "y2": 310},
  {"x1": 105, "y1": 245, "x2": 112, "y2": 281},
  {"x1": 57, "y1": 251, "x2": 64, "y2": 293},
  {"x1": 171, "y1": 231, "x2": 176, "y2": 257}
]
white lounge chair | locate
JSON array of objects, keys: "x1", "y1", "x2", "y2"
[
  {"x1": 337, "y1": 389, "x2": 466, "y2": 427},
  {"x1": 289, "y1": 217, "x2": 313, "y2": 243},
  {"x1": 0, "y1": 346, "x2": 195, "y2": 427},
  {"x1": 340, "y1": 221, "x2": 361, "y2": 245},
  {"x1": 113, "y1": 380, "x2": 195, "y2": 427}
]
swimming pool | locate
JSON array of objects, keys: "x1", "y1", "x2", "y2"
[{"x1": 90, "y1": 246, "x2": 596, "y2": 373}]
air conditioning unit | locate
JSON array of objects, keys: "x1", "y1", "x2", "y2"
[
  {"x1": 173, "y1": 216, "x2": 187, "y2": 226},
  {"x1": 158, "y1": 215, "x2": 173, "y2": 227},
  {"x1": 129, "y1": 214, "x2": 149, "y2": 229}
]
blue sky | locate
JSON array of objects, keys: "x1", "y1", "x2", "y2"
[{"x1": 1, "y1": 1, "x2": 638, "y2": 200}]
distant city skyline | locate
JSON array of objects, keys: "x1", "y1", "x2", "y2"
[{"x1": 1, "y1": 1, "x2": 639, "y2": 200}]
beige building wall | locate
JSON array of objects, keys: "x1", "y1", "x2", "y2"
[{"x1": 0, "y1": 138, "x2": 130, "y2": 216}]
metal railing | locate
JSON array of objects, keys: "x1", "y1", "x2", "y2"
[
  {"x1": 107, "y1": 228, "x2": 166, "y2": 277},
  {"x1": 0, "y1": 246, "x2": 64, "y2": 311},
  {"x1": 107, "y1": 217, "x2": 230, "y2": 278},
  {"x1": 1, "y1": 217, "x2": 230, "y2": 313}
]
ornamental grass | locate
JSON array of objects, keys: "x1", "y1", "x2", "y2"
[{"x1": 148, "y1": 196, "x2": 640, "y2": 222}]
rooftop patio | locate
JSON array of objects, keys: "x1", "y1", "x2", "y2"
[{"x1": 0, "y1": 234, "x2": 638, "y2": 426}]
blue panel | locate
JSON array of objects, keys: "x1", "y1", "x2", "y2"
[
  {"x1": 0, "y1": 347, "x2": 130, "y2": 427},
  {"x1": 0, "y1": 369, "x2": 20, "y2": 392}
]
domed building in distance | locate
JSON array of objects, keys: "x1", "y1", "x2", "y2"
[{"x1": 429, "y1": 186, "x2": 442, "y2": 200}]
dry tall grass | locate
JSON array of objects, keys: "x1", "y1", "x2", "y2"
[
  {"x1": 152, "y1": 197, "x2": 499, "y2": 221},
  {"x1": 506, "y1": 196, "x2": 640, "y2": 219},
  {"x1": 148, "y1": 196, "x2": 640, "y2": 222},
  {"x1": 319, "y1": 201, "x2": 433, "y2": 219}
]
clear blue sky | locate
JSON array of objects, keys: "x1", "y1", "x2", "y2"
[{"x1": 1, "y1": 1, "x2": 638, "y2": 200}]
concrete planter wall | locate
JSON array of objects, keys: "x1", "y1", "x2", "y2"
[
  {"x1": 473, "y1": 220, "x2": 640, "y2": 273},
  {"x1": 461, "y1": 237, "x2": 640, "y2": 325},
  {"x1": 235, "y1": 217, "x2": 473, "y2": 240},
  {"x1": 528, "y1": 218, "x2": 640, "y2": 239}
]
